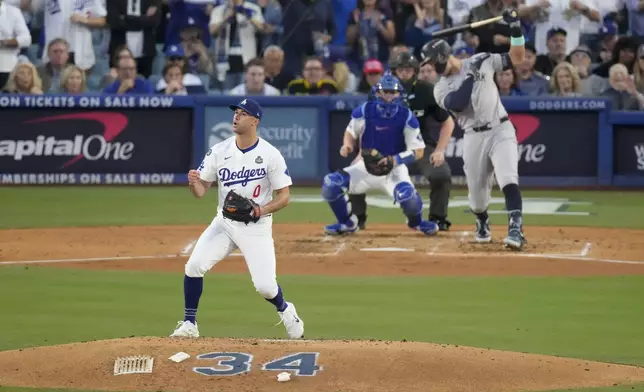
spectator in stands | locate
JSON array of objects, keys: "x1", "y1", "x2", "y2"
[
  {"x1": 519, "y1": 0, "x2": 600, "y2": 55},
  {"x1": 465, "y1": 0, "x2": 510, "y2": 54},
  {"x1": 100, "y1": 45, "x2": 135, "y2": 89},
  {"x1": 59, "y1": 65, "x2": 88, "y2": 94},
  {"x1": 229, "y1": 57, "x2": 280, "y2": 95},
  {"x1": 256, "y1": 0, "x2": 283, "y2": 50},
  {"x1": 37, "y1": 38, "x2": 71, "y2": 93},
  {"x1": 633, "y1": 46, "x2": 644, "y2": 93},
  {"x1": 388, "y1": 43, "x2": 410, "y2": 66},
  {"x1": 0, "y1": 0, "x2": 31, "y2": 89},
  {"x1": 550, "y1": 61, "x2": 582, "y2": 96},
  {"x1": 331, "y1": 0, "x2": 357, "y2": 47},
  {"x1": 165, "y1": 0, "x2": 214, "y2": 50},
  {"x1": 262, "y1": 45, "x2": 293, "y2": 91},
  {"x1": 597, "y1": 19, "x2": 619, "y2": 64},
  {"x1": 534, "y1": 28, "x2": 567, "y2": 77},
  {"x1": 181, "y1": 23, "x2": 214, "y2": 76},
  {"x1": 68, "y1": 0, "x2": 107, "y2": 73},
  {"x1": 568, "y1": 45, "x2": 608, "y2": 96},
  {"x1": 286, "y1": 56, "x2": 339, "y2": 95},
  {"x1": 593, "y1": 36, "x2": 639, "y2": 78},
  {"x1": 156, "y1": 63, "x2": 206, "y2": 95},
  {"x1": 495, "y1": 68, "x2": 524, "y2": 96},
  {"x1": 601, "y1": 63, "x2": 644, "y2": 110},
  {"x1": 515, "y1": 42, "x2": 549, "y2": 96},
  {"x1": 279, "y1": 0, "x2": 335, "y2": 77},
  {"x1": 447, "y1": 0, "x2": 478, "y2": 27},
  {"x1": 210, "y1": 0, "x2": 265, "y2": 90},
  {"x1": 579, "y1": 0, "x2": 619, "y2": 52},
  {"x1": 2, "y1": 62, "x2": 43, "y2": 94},
  {"x1": 454, "y1": 46, "x2": 474, "y2": 59},
  {"x1": 346, "y1": 0, "x2": 395, "y2": 64},
  {"x1": 103, "y1": 57, "x2": 153, "y2": 94},
  {"x1": 107, "y1": 0, "x2": 162, "y2": 78},
  {"x1": 418, "y1": 61, "x2": 439, "y2": 84},
  {"x1": 356, "y1": 58, "x2": 383, "y2": 94},
  {"x1": 332, "y1": 61, "x2": 357, "y2": 93},
  {"x1": 405, "y1": 0, "x2": 449, "y2": 58},
  {"x1": 623, "y1": 0, "x2": 644, "y2": 44}
]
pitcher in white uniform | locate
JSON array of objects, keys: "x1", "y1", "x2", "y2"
[{"x1": 170, "y1": 98, "x2": 304, "y2": 339}]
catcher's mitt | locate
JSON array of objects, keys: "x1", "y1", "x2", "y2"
[
  {"x1": 222, "y1": 190, "x2": 261, "y2": 224},
  {"x1": 362, "y1": 148, "x2": 394, "y2": 176}
]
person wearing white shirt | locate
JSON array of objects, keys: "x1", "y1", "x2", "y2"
[
  {"x1": 579, "y1": 0, "x2": 620, "y2": 52},
  {"x1": 520, "y1": 0, "x2": 600, "y2": 55},
  {"x1": 68, "y1": 0, "x2": 107, "y2": 71},
  {"x1": 0, "y1": 0, "x2": 32, "y2": 88},
  {"x1": 228, "y1": 57, "x2": 280, "y2": 96}
]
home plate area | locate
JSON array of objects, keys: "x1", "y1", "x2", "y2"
[{"x1": 2, "y1": 337, "x2": 644, "y2": 392}]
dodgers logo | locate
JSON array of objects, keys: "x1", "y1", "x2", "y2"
[{"x1": 219, "y1": 166, "x2": 267, "y2": 186}]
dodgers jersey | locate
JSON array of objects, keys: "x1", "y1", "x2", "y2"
[
  {"x1": 433, "y1": 53, "x2": 511, "y2": 133},
  {"x1": 198, "y1": 136, "x2": 292, "y2": 216},
  {"x1": 347, "y1": 102, "x2": 425, "y2": 157}
]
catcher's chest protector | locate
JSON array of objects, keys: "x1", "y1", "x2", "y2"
[{"x1": 361, "y1": 102, "x2": 409, "y2": 157}]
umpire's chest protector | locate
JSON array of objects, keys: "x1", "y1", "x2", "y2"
[{"x1": 360, "y1": 102, "x2": 409, "y2": 157}]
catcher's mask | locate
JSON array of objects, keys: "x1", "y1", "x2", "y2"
[
  {"x1": 373, "y1": 72, "x2": 404, "y2": 119},
  {"x1": 420, "y1": 39, "x2": 452, "y2": 75}
]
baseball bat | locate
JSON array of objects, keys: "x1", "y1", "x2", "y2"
[{"x1": 431, "y1": 16, "x2": 503, "y2": 38}]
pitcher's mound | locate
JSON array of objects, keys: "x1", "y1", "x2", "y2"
[{"x1": 1, "y1": 337, "x2": 644, "y2": 392}]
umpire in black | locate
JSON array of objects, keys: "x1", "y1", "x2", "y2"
[{"x1": 349, "y1": 52, "x2": 455, "y2": 231}]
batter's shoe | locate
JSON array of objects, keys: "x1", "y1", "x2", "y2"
[
  {"x1": 503, "y1": 229, "x2": 526, "y2": 250},
  {"x1": 475, "y1": 218, "x2": 492, "y2": 243},
  {"x1": 170, "y1": 320, "x2": 199, "y2": 338},
  {"x1": 324, "y1": 216, "x2": 359, "y2": 236},
  {"x1": 277, "y1": 302, "x2": 304, "y2": 339},
  {"x1": 411, "y1": 220, "x2": 439, "y2": 236}
]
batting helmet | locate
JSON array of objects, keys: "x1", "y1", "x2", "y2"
[
  {"x1": 420, "y1": 39, "x2": 452, "y2": 75},
  {"x1": 388, "y1": 52, "x2": 420, "y2": 72}
]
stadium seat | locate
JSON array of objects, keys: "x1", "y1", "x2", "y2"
[
  {"x1": 197, "y1": 74, "x2": 211, "y2": 91},
  {"x1": 25, "y1": 44, "x2": 40, "y2": 64},
  {"x1": 148, "y1": 74, "x2": 161, "y2": 91},
  {"x1": 86, "y1": 74, "x2": 103, "y2": 92}
]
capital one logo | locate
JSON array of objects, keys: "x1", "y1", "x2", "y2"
[{"x1": 635, "y1": 144, "x2": 644, "y2": 171}]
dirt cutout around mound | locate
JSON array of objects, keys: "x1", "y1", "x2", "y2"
[
  {"x1": 1, "y1": 224, "x2": 644, "y2": 276},
  {"x1": 0, "y1": 337, "x2": 643, "y2": 392}
]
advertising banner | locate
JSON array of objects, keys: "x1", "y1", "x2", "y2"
[
  {"x1": 0, "y1": 108, "x2": 193, "y2": 182},
  {"x1": 613, "y1": 126, "x2": 644, "y2": 175},
  {"x1": 328, "y1": 111, "x2": 598, "y2": 179},
  {"x1": 203, "y1": 106, "x2": 320, "y2": 179}
]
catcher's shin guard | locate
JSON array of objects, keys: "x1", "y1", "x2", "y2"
[
  {"x1": 393, "y1": 182, "x2": 423, "y2": 228},
  {"x1": 322, "y1": 171, "x2": 354, "y2": 225}
]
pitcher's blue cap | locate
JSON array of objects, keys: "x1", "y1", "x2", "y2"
[{"x1": 229, "y1": 98, "x2": 263, "y2": 120}]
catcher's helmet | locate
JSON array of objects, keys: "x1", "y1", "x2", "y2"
[
  {"x1": 420, "y1": 39, "x2": 452, "y2": 74},
  {"x1": 373, "y1": 72, "x2": 404, "y2": 118},
  {"x1": 389, "y1": 52, "x2": 420, "y2": 72}
]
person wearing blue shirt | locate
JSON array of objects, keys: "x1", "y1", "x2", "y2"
[
  {"x1": 331, "y1": 0, "x2": 357, "y2": 46},
  {"x1": 103, "y1": 57, "x2": 154, "y2": 94}
]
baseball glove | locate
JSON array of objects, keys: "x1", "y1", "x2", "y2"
[
  {"x1": 222, "y1": 190, "x2": 261, "y2": 225},
  {"x1": 362, "y1": 148, "x2": 394, "y2": 176}
]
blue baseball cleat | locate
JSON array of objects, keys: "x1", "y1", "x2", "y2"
[
  {"x1": 410, "y1": 220, "x2": 439, "y2": 236},
  {"x1": 324, "y1": 218, "x2": 359, "y2": 236}
]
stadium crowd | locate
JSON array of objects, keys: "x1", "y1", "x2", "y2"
[{"x1": 0, "y1": 0, "x2": 643, "y2": 109}]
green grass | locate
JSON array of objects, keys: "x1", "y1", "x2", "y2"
[
  {"x1": 1, "y1": 267, "x2": 642, "y2": 366},
  {"x1": 2, "y1": 187, "x2": 644, "y2": 229},
  {"x1": 2, "y1": 186, "x2": 644, "y2": 392}
]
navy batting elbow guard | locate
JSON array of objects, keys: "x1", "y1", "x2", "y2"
[{"x1": 444, "y1": 75, "x2": 474, "y2": 112}]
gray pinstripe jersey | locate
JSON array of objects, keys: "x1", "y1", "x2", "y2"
[{"x1": 433, "y1": 53, "x2": 509, "y2": 133}]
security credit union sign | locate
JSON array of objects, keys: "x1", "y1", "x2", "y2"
[{"x1": 204, "y1": 107, "x2": 319, "y2": 180}]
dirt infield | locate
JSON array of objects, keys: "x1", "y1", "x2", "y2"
[
  {"x1": 2, "y1": 223, "x2": 644, "y2": 392},
  {"x1": 1, "y1": 337, "x2": 644, "y2": 392},
  {"x1": 1, "y1": 224, "x2": 644, "y2": 276}
]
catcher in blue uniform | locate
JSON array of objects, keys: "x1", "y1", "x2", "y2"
[{"x1": 321, "y1": 73, "x2": 439, "y2": 236}]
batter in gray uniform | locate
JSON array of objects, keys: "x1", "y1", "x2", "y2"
[{"x1": 419, "y1": 9, "x2": 527, "y2": 250}]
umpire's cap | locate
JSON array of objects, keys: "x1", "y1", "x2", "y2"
[
  {"x1": 229, "y1": 98, "x2": 263, "y2": 120},
  {"x1": 388, "y1": 51, "x2": 419, "y2": 71},
  {"x1": 420, "y1": 39, "x2": 452, "y2": 74}
]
